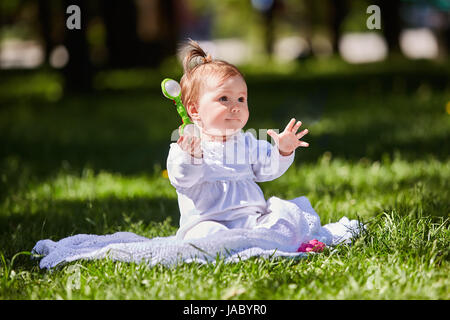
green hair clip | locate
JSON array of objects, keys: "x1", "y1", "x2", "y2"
[{"x1": 161, "y1": 78, "x2": 193, "y2": 135}]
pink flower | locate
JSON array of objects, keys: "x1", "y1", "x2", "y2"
[{"x1": 297, "y1": 239, "x2": 326, "y2": 253}]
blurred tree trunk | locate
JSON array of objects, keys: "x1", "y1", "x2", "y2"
[
  {"x1": 102, "y1": 0, "x2": 177, "y2": 68},
  {"x1": 327, "y1": 0, "x2": 348, "y2": 54},
  {"x1": 158, "y1": 0, "x2": 177, "y2": 60},
  {"x1": 63, "y1": 0, "x2": 93, "y2": 93},
  {"x1": 437, "y1": 11, "x2": 449, "y2": 58},
  {"x1": 38, "y1": 0, "x2": 52, "y2": 65},
  {"x1": 444, "y1": 20, "x2": 450, "y2": 56},
  {"x1": 376, "y1": 0, "x2": 401, "y2": 54},
  {"x1": 102, "y1": 0, "x2": 140, "y2": 68},
  {"x1": 259, "y1": 0, "x2": 281, "y2": 58},
  {"x1": 263, "y1": 3, "x2": 275, "y2": 58},
  {"x1": 135, "y1": 0, "x2": 177, "y2": 67}
]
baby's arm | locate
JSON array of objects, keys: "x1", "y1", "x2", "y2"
[
  {"x1": 166, "y1": 141, "x2": 204, "y2": 189},
  {"x1": 248, "y1": 133, "x2": 295, "y2": 182},
  {"x1": 250, "y1": 118, "x2": 309, "y2": 182}
]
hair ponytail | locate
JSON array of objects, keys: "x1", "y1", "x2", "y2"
[{"x1": 181, "y1": 39, "x2": 212, "y2": 75}]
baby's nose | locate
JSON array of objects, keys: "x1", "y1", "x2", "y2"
[{"x1": 231, "y1": 106, "x2": 240, "y2": 112}]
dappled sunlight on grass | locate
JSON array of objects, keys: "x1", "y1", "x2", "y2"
[{"x1": 24, "y1": 168, "x2": 176, "y2": 202}]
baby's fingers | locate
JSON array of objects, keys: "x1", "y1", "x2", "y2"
[
  {"x1": 296, "y1": 129, "x2": 308, "y2": 139},
  {"x1": 179, "y1": 136, "x2": 193, "y2": 151},
  {"x1": 193, "y1": 137, "x2": 201, "y2": 148},
  {"x1": 267, "y1": 129, "x2": 279, "y2": 143},
  {"x1": 191, "y1": 137, "x2": 203, "y2": 158},
  {"x1": 297, "y1": 141, "x2": 309, "y2": 147},
  {"x1": 292, "y1": 120, "x2": 302, "y2": 133},
  {"x1": 284, "y1": 118, "x2": 296, "y2": 132},
  {"x1": 191, "y1": 137, "x2": 200, "y2": 149},
  {"x1": 177, "y1": 136, "x2": 185, "y2": 146},
  {"x1": 187, "y1": 136, "x2": 197, "y2": 149}
]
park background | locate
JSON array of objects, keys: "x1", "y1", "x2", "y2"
[{"x1": 0, "y1": 0, "x2": 449, "y2": 299}]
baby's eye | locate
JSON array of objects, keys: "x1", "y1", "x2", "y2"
[
  {"x1": 238, "y1": 97, "x2": 245, "y2": 102},
  {"x1": 219, "y1": 96, "x2": 228, "y2": 102}
]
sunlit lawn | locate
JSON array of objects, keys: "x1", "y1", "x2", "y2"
[{"x1": 0, "y1": 58, "x2": 449, "y2": 299}]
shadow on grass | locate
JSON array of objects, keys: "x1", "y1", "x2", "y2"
[
  {"x1": 308, "y1": 122, "x2": 450, "y2": 162},
  {"x1": 0, "y1": 196, "x2": 180, "y2": 265}
]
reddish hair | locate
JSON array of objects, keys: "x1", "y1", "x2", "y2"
[{"x1": 179, "y1": 39, "x2": 244, "y2": 116}]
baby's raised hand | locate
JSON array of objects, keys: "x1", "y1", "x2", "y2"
[
  {"x1": 267, "y1": 118, "x2": 309, "y2": 156},
  {"x1": 177, "y1": 125, "x2": 203, "y2": 159}
]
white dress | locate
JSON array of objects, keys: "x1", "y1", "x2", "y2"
[{"x1": 167, "y1": 129, "x2": 322, "y2": 240}]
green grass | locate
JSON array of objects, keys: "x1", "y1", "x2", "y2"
[{"x1": 0, "y1": 58, "x2": 449, "y2": 299}]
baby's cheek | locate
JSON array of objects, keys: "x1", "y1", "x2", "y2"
[{"x1": 211, "y1": 111, "x2": 228, "y2": 127}]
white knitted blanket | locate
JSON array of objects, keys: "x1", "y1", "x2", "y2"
[{"x1": 32, "y1": 197, "x2": 364, "y2": 269}]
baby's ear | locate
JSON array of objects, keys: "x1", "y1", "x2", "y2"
[{"x1": 187, "y1": 103, "x2": 201, "y2": 122}]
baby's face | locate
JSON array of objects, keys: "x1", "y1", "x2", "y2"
[{"x1": 196, "y1": 75, "x2": 249, "y2": 137}]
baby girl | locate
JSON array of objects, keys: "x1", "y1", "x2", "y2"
[
  {"x1": 30, "y1": 50, "x2": 362, "y2": 269},
  {"x1": 167, "y1": 40, "x2": 322, "y2": 241}
]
